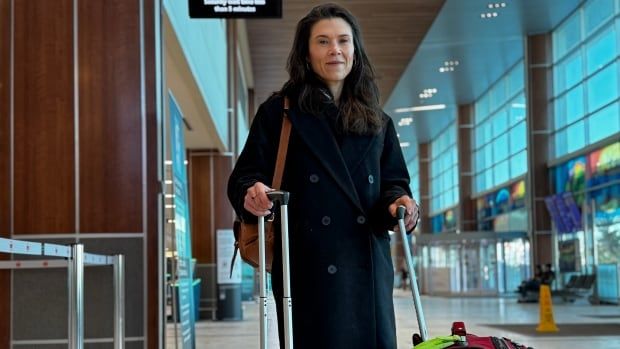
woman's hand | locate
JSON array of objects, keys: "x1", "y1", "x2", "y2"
[
  {"x1": 243, "y1": 182, "x2": 275, "y2": 217},
  {"x1": 389, "y1": 195, "x2": 420, "y2": 233}
]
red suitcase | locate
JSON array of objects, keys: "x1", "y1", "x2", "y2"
[{"x1": 396, "y1": 207, "x2": 534, "y2": 349}]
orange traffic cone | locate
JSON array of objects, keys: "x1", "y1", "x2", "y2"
[{"x1": 536, "y1": 285, "x2": 559, "y2": 332}]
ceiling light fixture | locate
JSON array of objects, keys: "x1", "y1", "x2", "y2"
[
  {"x1": 440, "y1": 61, "x2": 459, "y2": 73},
  {"x1": 398, "y1": 117, "x2": 414, "y2": 126},
  {"x1": 419, "y1": 88, "x2": 438, "y2": 99},
  {"x1": 394, "y1": 104, "x2": 447, "y2": 113},
  {"x1": 400, "y1": 142, "x2": 411, "y2": 148},
  {"x1": 482, "y1": 3, "x2": 505, "y2": 18}
]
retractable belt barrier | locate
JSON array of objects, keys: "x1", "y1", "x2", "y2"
[{"x1": 0, "y1": 237, "x2": 125, "y2": 349}]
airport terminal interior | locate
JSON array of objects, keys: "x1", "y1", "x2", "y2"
[{"x1": 1, "y1": 0, "x2": 619, "y2": 348}]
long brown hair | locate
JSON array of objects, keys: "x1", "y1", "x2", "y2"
[{"x1": 280, "y1": 3, "x2": 383, "y2": 135}]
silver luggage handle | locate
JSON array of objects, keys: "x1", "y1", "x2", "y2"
[
  {"x1": 397, "y1": 205, "x2": 429, "y2": 342},
  {"x1": 259, "y1": 190, "x2": 293, "y2": 349}
]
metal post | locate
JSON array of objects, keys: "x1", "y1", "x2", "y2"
[
  {"x1": 397, "y1": 207, "x2": 429, "y2": 342},
  {"x1": 69, "y1": 244, "x2": 84, "y2": 349},
  {"x1": 113, "y1": 254, "x2": 125, "y2": 349},
  {"x1": 258, "y1": 215, "x2": 268, "y2": 349},
  {"x1": 280, "y1": 203, "x2": 293, "y2": 349}
]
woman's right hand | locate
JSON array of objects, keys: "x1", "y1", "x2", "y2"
[{"x1": 243, "y1": 182, "x2": 274, "y2": 217}]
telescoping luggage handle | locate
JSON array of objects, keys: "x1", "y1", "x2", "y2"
[
  {"x1": 259, "y1": 190, "x2": 293, "y2": 349},
  {"x1": 397, "y1": 205, "x2": 429, "y2": 343}
]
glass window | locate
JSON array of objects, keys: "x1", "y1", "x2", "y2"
[
  {"x1": 475, "y1": 93, "x2": 490, "y2": 124},
  {"x1": 474, "y1": 59, "x2": 527, "y2": 193},
  {"x1": 555, "y1": 52, "x2": 583, "y2": 94},
  {"x1": 554, "y1": 130, "x2": 568, "y2": 158},
  {"x1": 492, "y1": 110, "x2": 508, "y2": 138},
  {"x1": 553, "y1": 12, "x2": 582, "y2": 61},
  {"x1": 554, "y1": 95, "x2": 567, "y2": 129},
  {"x1": 586, "y1": 26, "x2": 617, "y2": 75},
  {"x1": 485, "y1": 169, "x2": 494, "y2": 190},
  {"x1": 566, "y1": 120, "x2": 586, "y2": 153},
  {"x1": 483, "y1": 120, "x2": 493, "y2": 144},
  {"x1": 509, "y1": 94, "x2": 526, "y2": 126},
  {"x1": 476, "y1": 174, "x2": 485, "y2": 193},
  {"x1": 587, "y1": 62, "x2": 618, "y2": 113},
  {"x1": 475, "y1": 149, "x2": 484, "y2": 172},
  {"x1": 510, "y1": 150, "x2": 527, "y2": 177},
  {"x1": 551, "y1": 1, "x2": 620, "y2": 159},
  {"x1": 588, "y1": 102, "x2": 620, "y2": 143},
  {"x1": 495, "y1": 133, "x2": 509, "y2": 162},
  {"x1": 584, "y1": 0, "x2": 615, "y2": 36},
  {"x1": 494, "y1": 160, "x2": 510, "y2": 186},
  {"x1": 566, "y1": 84, "x2": 585, "y2": 125},
  {"x1": 491, "y1": 79, "x2": 507, "y2": 111},
  {"x1": 509, "y1": 121, "x2": 526, "y2": 153},
  {"x1": 484, "y1": 143, "x2": 493, "y2": 168},
  {"x1": 430, "y1": 122, "x2": 459, "y2": 213}
]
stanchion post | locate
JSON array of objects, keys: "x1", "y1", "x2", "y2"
[
  {"x1": 114, "y1": 254, "x2": 125, "y2": 349},
  {"x1": 69, "y1": 244, "x2": 85, "y2": 349}
]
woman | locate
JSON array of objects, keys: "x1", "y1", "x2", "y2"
[{"x1": 228, "y1": 3, "x2": 418, "y2": 348}]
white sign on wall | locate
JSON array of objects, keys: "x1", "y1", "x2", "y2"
[{"x1": 216, "y1": 229, "x2": 242, "y2": 284}]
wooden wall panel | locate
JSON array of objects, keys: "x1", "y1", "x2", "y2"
[
  {"x1": 213, "y1": 155, "x2": 233, "y2": 233},
  {"x1": 13, "y1": 0, "x2": 75, "y2": 234},
  {"x1": 190, "y1": 154, "x2": 213, "y2": 263},
  {"x1": 418, "y1": 143, "x2": 430, "y2": 232},
  {"x1": 0, "y1": 0, "x2": 9, "y2": 236},
  {"x1": 78, "y1": 0, "x2": 142, "y2": 233},
  {"x1": 458, "y1": 105, "x2": 476, "y2": 231},
  {"x1": 142, "y1": 0, "x2": 159, "y2": 345},
  {"x1": 0, "y1": 0, "x2": 9, "y2": 344}
]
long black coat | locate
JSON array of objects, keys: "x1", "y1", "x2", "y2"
[{"x1": 228, "y1": 95, "x2": 411, "y2": 349}]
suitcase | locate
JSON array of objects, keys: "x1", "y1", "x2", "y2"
[
  {"x1": 396, "y1": 207, "x2": 533, "y2": 349},
  {"x1": 259, "y1": 190, "x2": 293, "y2": 349}
]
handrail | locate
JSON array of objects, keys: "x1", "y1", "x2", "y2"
[{"x1": 0, "y1": 237, "x2": 125, "y2": 349}]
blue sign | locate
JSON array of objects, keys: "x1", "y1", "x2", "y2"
[{"x1": 169, "y1": 93, "x2": 196, "y2": 348}]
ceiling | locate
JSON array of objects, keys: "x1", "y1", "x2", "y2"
[
  {"x1": 246, "y1": 0, "x2": 446, "y2": 107},
  {"x1": 384, "y1": 0, "x2": 583, "y2": 161}
]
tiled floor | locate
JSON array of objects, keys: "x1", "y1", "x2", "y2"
[{"x1": 167, "y1": 289, "x2": 620, "y2": 348}]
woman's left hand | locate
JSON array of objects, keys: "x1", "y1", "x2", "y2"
[{"x1": 389, "y1": 195, "x2": 419, "y2": 233}]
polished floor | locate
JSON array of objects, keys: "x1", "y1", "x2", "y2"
[{"x1": 166, "y1": 289, "x2": 620, "y2": 349}]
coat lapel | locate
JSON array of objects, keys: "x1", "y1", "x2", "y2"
[
  {"x1": 340, "y1": 133, "x2": 378, "y2": 176},
  {"x1": 287, "y1": 107, "x2": 364, "y2": 213}
]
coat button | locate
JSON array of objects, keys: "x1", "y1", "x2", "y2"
[
  {"x1": 322, "y1": 216, "x2": 331, "y2": 226},
  {"x1": 368, "y1": 174, "x2": 374, "y2": 184},
  {"x1": 327, "y1": 265, "x2": 338, "y2": 274},
  {"x1": 309, "y1": 174, "x2": 319, "y2": 183},
  {"x1": 357, "y1": 216, "x2": 366, "y2": 224}
]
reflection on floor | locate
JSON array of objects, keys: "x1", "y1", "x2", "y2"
[{"x1": 166, "y1": 289, "x2": 620, "y2": 349}]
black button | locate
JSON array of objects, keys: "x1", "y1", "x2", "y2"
[
  {"x1": 357, "y1": 216, "x2": 366, "y2": 224},
  {"x1": 368, "y1": 175, "x2": 374, "y2": 184},
  {"x1": 327, "y1": 265, "x2": 338, "y2": 274},
  {"x1": 309, "y1": 174, "x2": 319, "y2": 183},
  {"x1": 322, "y1": 216, "x2": 331, "y2": 226}
]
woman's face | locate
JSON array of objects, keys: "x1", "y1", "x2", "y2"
[{"x1": 307, "y1": 18, "x2": 355, "y2": 91}]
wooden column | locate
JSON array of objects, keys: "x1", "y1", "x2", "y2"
[
  {"x1": 0, "y1": 0, "x2": 10, "y2": 345},
  {"x1": 1, "y1": 0, "x2": 160, "y2": 347},
  {"x1": 418, "y1": 143, "x2": 431, "y2": 232},
  {"x1": 526, "y1": 33, "x2": 553, "y2": 266},
  {"x1": 189, "y1": 152, "x2": 235, "y2": 264},
  {"x1": 458, "y1": 104, "x2": 477, "y2": 232}
]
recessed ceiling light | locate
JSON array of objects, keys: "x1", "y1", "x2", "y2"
[
  {"x1": 398, "y1": 117, "x2": 413, "y2": 126},
  {"x1": 400, "y1": 142, "x2": 411, "y2": 148}
]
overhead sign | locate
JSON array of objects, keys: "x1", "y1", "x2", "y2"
[{"x1": 189, "y1": 0, "x2": 282, "y2": 18}]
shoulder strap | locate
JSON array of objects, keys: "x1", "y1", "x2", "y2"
[{"x1": 272, "y1": 97, "x2": 291, "y2": 189}]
